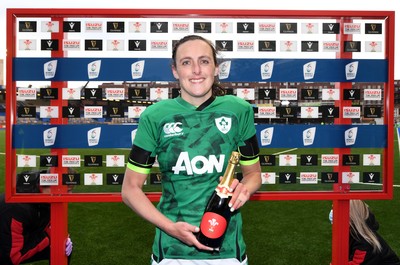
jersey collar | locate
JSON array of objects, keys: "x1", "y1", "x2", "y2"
[{"x1": 175, "y1": 96, "x2": 216, "y2": 111}]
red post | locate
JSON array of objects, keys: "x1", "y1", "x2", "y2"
[
  {"x1": 331, "y1": 200, "x2": 350, "y2": 265},
  {"x1": 49, "y1": 16, "x2": 70, "y2": 265},
  {"x1": 330, "y1": 16, "x2": 354, "y2": 264},
  {"x1": 50, "y1": 203, "x2": 69, "y2": 265}
]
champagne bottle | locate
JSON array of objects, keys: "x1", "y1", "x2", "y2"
[{"x1": 196, "y1": 151, "x2": 240, "y2": 250}]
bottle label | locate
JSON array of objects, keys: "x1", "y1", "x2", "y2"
[
  {"x1": 215, "y1": 184, "x2": 232, "y2": 199},
  {"x1": 199, "y1": 212, "x2": 227, "y2": 239}
]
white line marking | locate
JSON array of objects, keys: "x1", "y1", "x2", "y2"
[{"x1": 273, "y1": 148, "x2": 298, "y2": 155}]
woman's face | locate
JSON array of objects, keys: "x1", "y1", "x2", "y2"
[{"x1": 172, "y1": 39, "x2": 219, "y2": 106}]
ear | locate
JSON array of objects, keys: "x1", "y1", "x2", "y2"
[{"x1": 172, "y1": 65, "x2": 179, "y2": 79}]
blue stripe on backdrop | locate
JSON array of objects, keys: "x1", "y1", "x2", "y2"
[
  {"x1": 255, "y1": 124, "x2": 387, "y2": 148},
  {"x1": 12, "y1": 124, "x2": 387, "y2": 149},
  {"x1": 13, "y1": 58, "x2": 388, "y2": 82},
  {"x1": 13, "y1": 124, "x2": 137, "y2": 149}
]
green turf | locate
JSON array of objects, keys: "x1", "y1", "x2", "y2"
[{"x1": 1, "y1": 129, "x2": 399, "y2": 264}]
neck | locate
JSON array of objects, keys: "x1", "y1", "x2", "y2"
[{"x1": 181, "y1": 94, "x2": 213, "y2": 107}]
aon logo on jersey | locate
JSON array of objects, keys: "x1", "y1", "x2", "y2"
[{"x1": 172, "y1": 152, "x2": 225, "y2": 175}]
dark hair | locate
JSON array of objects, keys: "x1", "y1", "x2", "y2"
[{"x1": 172, "y1": 35, "x2": 226, "y2": 97}]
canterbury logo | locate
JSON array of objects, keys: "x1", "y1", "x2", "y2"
[{"x1": 163, "y1": 122, "x2": 183, "y2": 135}]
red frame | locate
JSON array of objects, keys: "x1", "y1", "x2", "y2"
[{"x1": 6, "y1": 9, "x2": 395, "y2": 265}]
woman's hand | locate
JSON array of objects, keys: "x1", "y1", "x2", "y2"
[
  {"x1": 228, "y1": 179, "x2": 251, "y2": 212},
  {"x1": 164, "y1": 222, "x2": 214, "y2": 251}
]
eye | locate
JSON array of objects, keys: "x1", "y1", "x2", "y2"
[
  {"x1": 181, "y1": 60, "x2": 191, "y2": 66},
  {"x1": 200, "y1": 59, "x2": 210, "y2": 65}
]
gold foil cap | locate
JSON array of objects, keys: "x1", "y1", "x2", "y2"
[{"x1": 229, "y1": 151, "x2": 240, "y2": 165}]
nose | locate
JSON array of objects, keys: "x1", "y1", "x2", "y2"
[{"x1": 192, "y1": 62, "x2": 201, "y2": 75}]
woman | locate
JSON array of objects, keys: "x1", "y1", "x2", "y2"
[
  {"x1": 122, "y1": 35, "x2": 261, "y2": 265},
  {"x1": 329, "y1": 200, "x2": 400, "y2": 265}
]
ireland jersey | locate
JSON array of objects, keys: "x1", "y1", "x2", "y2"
[{"x1": 131, "y1": 95, "x2": 257, "y2": 262}]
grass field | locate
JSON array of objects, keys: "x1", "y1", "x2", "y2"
[{"x1": 1, "y1": 129, "x2": 399, "y2": 265}]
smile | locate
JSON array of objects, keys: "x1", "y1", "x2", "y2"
[{"x1": 190, "y1": 78, "x2": 205, "y2": 83}]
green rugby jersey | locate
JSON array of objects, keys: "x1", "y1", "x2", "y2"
[{"x1": 131, "y1": 95, "x2": 257, "y2": 261}]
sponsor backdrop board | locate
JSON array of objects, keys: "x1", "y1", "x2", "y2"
[{"x1": 6, "y1": 9, "x2": 395, "y2": 202}]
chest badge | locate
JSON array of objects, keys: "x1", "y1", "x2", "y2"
[{"x1": 215, "y1": 116, "x2": 231, "y2": 134}]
